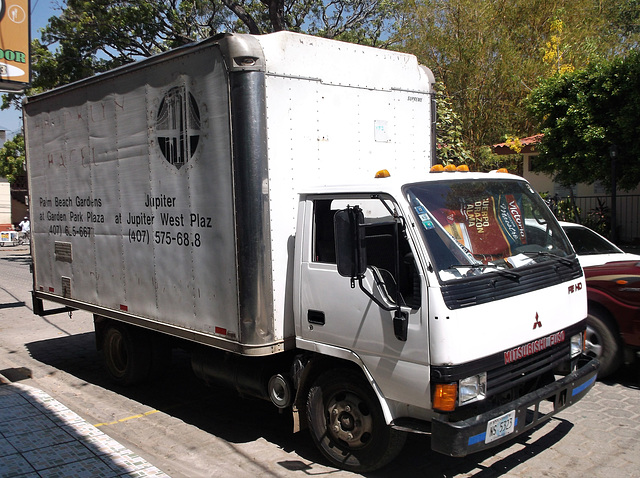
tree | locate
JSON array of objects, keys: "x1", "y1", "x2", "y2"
[
  {"x1": 395, "y1": 0, "x2": 640, "y2": 155},
  {"x1": 542, "y1": 19, "x2": 575, "y2": 76},
  {"x1": 2, "y1": 0, "x2": 398, "y2": 112},
  {"x1": 526, "y1": 50, "x2": 640, "y2": 191},
  {"x1": 0, "y1": 134, "x2": 25, "y2": 184}
]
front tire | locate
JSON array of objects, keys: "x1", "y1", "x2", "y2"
[
  {"x1": 585, "y1": 309, "x2": 622, "y2": 379},
  {"x1": 306, "y1": 369, "x2": 406, "y2": 472}
]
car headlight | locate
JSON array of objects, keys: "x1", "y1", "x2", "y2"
[
  {"x1": 459, "y1": 372, "x2": 487, "y2": 404},
  {"x1": 571, "y1": 332, "x2": 584, "y2": 358}
]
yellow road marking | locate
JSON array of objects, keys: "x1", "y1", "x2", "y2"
[
  {"x1": 94, "y1": 409, "x2": 159, "y2": 427},
  {"x1": 93, "y1": 393, "x2": 218, "y2": 428}
]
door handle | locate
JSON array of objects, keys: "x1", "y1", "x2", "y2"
[{"x1": 307, "y1": 309, "x2": 325, "y2": 326}]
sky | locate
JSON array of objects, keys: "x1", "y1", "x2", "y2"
[{"x1": 0, "y1": 0, "x2": 59, "y2": 137}]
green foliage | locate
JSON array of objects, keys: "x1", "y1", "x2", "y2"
[
  {"x1": 396, "y1": 0, "x2": 640, "y2": 154},
  {"x1": 6, "y1": 0, "x2": 639, "y2": 167},
  {"x1": 526, "y1": 50, "x2": 640, "y2": 191},
  {"x1": 1, "y1": 0, "x2": 398, "y2": 112},
  {"x1": 3, "y1": 1, "x2": 195, "y2": 110},
  {"x1": 434, "y1": 83, "x2": 473, "y2": 166},
  {"x1": 583, "y1": 199, "x2": 610, "y2": 236},
  {"x1": 474, "y1": 146, "x2": 522, "y2": 175},
  {"x1": 0, "y1": 134, "x2": 25, "y2": 184},
  {"x1": 41, "y1": 1, "x2": 213, "y2": 68},
  {"x1": 538, "y1": 192, "x2": 580, "y2": 222},
  {"x1": 556, "y1": 198, "x2": 580, "y2": 223}
]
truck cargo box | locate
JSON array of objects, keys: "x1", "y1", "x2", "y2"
[{"x1": 25, "y1": 32, "x2": 435, "y2": 355}]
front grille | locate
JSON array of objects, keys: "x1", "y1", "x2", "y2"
[
  {"x1": 445, "y1": 341, "x2": 571, "y2": 421},
  {"x1": 487, "y1": 342, "x2": 570, "y2": 397}
]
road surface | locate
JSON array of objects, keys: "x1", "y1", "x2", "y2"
[{"x1": 1, "y1": 244, "x2": 639, "y2": 477}]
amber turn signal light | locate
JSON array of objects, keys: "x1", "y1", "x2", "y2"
[{"x1": 433, "y1": 383, "x2": 457, "y2": 412}]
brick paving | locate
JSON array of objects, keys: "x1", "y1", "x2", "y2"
[{"x1": 0, "y1": 375, "x2": 169, "y2": 478}]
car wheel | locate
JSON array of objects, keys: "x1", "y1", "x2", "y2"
[{"x1": 585, "y1": 309, "x2": 622, "y2": 379}]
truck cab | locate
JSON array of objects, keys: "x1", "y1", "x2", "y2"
[{"x1": 293, "y1": 170, "x2": 598, "y2": 469}]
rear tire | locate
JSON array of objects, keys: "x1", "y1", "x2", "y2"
[
  {"x1": 586, "y1": 309, "x2": 622, "y2": 379},
  {"x1": 102, "y1": 324, "x2": 152, "y2": 385},
  {"x1": 306, "y1": 369, "x2": 406, "y2": 472}
]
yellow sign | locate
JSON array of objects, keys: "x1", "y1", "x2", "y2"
[{"x1": 0, "y1": 0, "x2": 31, "y2": 91}]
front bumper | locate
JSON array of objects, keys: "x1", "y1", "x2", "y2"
[{"x1": 431, "y1": 356, "x2": 599, "y2": 457}]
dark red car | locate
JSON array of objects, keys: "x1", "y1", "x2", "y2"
[{"x1": 583, "y1": 260, "x2": 640, "y2": 378}]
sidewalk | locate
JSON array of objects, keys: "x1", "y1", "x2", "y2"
[{"x1": 0, "y1": 374, "x2": 169, "y2": 478}]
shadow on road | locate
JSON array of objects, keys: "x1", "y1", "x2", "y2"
[
  {"x1": 600, "y1": 361, "x2": 640, "y2": 390},
  {"x1": 0, "y1": 301, "x2": 26, "y2": 309},
  {"x1": 0, "y1": 251, "x2": 31, "y2": 266},
  {"x1": 26, "y1": 332, "x2": 577, "y2": 477},
  {"x1": 26, "y1": 332, "x2": 322, "y2": 461}
]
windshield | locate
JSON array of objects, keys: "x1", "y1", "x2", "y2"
[{"x1": 404, "y1": 179, "x2": 574, "y2": 282}]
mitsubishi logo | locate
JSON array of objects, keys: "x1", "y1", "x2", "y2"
[{"x1": 533, "y1": 313, "x2": 542, "y2": 329}]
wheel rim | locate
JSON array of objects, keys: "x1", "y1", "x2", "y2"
[
  {"x1": 326, "y1": 391, "x2": 373, "y2": 449},
  {"x1": 585, "y1": 324, "x2": 603, "y2": 359}
]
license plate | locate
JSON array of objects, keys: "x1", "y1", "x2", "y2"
[{"x1": 485, "y1": 410, "x2": 515, "y2": 444}]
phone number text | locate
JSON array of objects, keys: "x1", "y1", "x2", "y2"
[{"x1": 128, "y1": 229, "x2": 202, "y2": 247}]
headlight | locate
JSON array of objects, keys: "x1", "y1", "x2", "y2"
[
  {"x1": 459, "y1": 372, "x2": 487, "y2": 404},
  {"x1": 571, "y1": 332, "x2": 584, "y2": 358}
]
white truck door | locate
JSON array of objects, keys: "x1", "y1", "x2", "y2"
[{"x1": 296, "y1": 196, "x2": 430, "y2": 407}]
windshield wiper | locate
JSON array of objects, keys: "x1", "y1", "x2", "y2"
[
  {"x1": 448, "y1": 263, "x2": 521, "y2": 280},
  {"x1": 521, "y1": 251, "x2": 573, "y2": 266}
]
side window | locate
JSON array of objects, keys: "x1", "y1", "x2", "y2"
[
  {"x1": 312, "y1": 198, "x2": 421, "y2": 308},
  {"x1": 313, "y1": 199, "x2": 337, "y2": 263}
]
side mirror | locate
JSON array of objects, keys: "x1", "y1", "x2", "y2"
[
  {"x1": 334, "y1": 206, "x2": 366, "y2": 278},
  {"x1": 334, "y1": 205, "x2": 408, "y2": 342}
]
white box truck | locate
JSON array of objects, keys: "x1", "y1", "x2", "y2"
[{"x1": 24, "y1": 32, "x2": 598, "y2": 472}]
